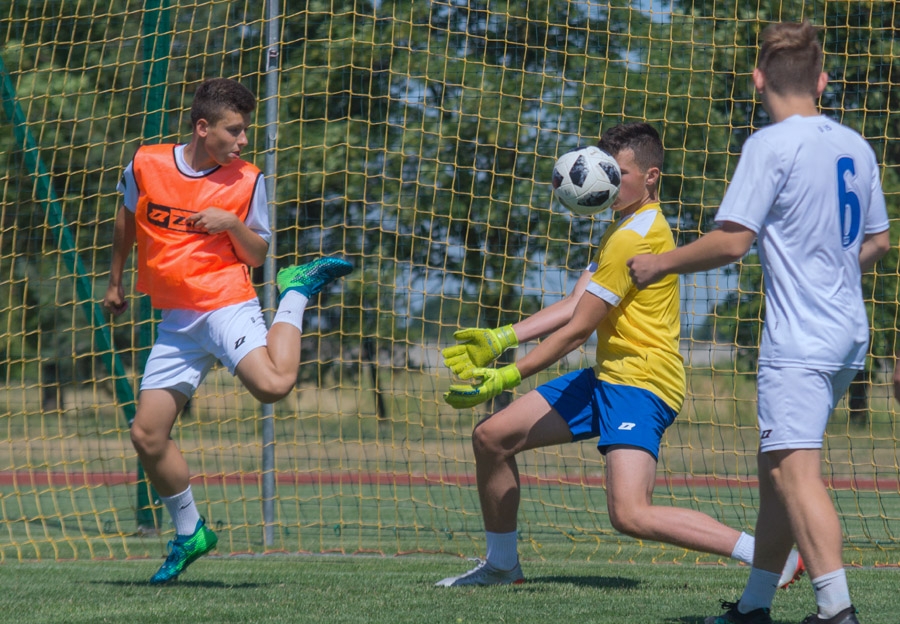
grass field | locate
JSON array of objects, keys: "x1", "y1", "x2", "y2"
[
  {"x1": 1, "y1": 554, "x2": 899, "y2": 624},
  {"x1": 3, "y1": 366, "x2": 900, "y2": 622},
  {"x1": 4, "y1": 481, "x2": 900, "y2": 567}
]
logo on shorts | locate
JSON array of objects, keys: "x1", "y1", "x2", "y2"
[
  {"x1": 235, "y1": 336, "x2": 246, "y2": 350},
  {"x1": 760, "y1": 429, "x2": 772, "y2": 439},
  {"x1": 618, "y1": 422, "x2": 636, "y2": 431}
]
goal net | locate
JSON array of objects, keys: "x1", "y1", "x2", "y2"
[{"x1": 1, "y1": 0, "x2": 898, "y2": 565}]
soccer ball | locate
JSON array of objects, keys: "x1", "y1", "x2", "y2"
[{"x1": 551, "y1": 146, "x2": 621, "y2": 216}]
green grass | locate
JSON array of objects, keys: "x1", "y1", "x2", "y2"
[
  {"x1": 4, "y1": 482, "x2": 900, "y2": 569},
  {"x1": 4, "y1": 366, "x2": 900, "y2": 622},
  {"x1": 1, "y1": 555, "x2": 899, "y2": 624}
]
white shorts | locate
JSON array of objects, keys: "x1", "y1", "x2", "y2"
[
  {"x1": 756, "y1": 365, "x2": 858, "y2": 452},
  {"x1": 140, "y1": 299, "x2": 269, "y2": 398}
]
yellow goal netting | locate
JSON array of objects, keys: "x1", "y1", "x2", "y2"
[{"x1": 1, "y1": 0, "x2": 898, "y2": 565}]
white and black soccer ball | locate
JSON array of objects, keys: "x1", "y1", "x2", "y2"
[{"x1": 551, "y1": 146, "x2": 621, "y2": 216}]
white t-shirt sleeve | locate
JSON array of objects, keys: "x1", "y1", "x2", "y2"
[
  {"x1": 246, "y1": 174, "x2": 272, "y2": 243},
  {"x1": 864, "y1": 150, "x2": 889, "y2": 234},
  {"x1": 117, "y1": 161, "x2": 138, "y2": 213},
  {"x1": 715, "y1": 136, "x2": 783, "y2": 231}
]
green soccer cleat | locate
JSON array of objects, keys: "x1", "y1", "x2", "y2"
[
  {"x1": 276, "y1": 256, "x2": 353, "y2": 299},
  {"x1": 149, "y1": 518, "x2": 218, "y2": 585}
]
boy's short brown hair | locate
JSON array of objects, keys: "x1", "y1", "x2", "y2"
[
  {"x1": 190, "y1": 78, "x2": 256, "y2": 127},
  {"x1": 597, "y1": 122, "x2": 664, "y2": 174},
  {"x1": 757, "y1": 21, "x2": 824, "y2": 97}
]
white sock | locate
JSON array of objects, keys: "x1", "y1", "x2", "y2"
[
  {"x1": 730, "y1": 531, "x2": 755, "y2": 565},
  {"x1": 160, "y1": 486, "x2": 201, "y2": 536},
  {"x1": 731, "y1": 533, "x2": 799, "y2": 586},
  {"x1": 738, "y1": 567, "x2": 779, "y2": 613},
  {"x1": 272, "y1": 291, "x2": 308, "y2": 332},
  {"x1": 811, "y1": 569, "x2": 852, "y2": 618},
  {"x1": 485, "y1": 531, "x2": 518, "y2": 571}
]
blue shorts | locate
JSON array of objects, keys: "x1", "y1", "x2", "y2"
[{"x1": 535, "y1": 368, "x2": 678, "y2": 460}]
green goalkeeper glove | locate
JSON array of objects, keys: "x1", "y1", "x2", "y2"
[
  {"x1": 443, "y1": 364, "x2": 522, "y2": 409},
  {"x1": 441, "y1": 325, "x2": 519, "y2": 380}
]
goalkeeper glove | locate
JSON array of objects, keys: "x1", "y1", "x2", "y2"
[
  {"x1": 441, "y1": 325, "x2": 519, "y2": 380},
  {"x1": 444, "y1": 364, "x2": 522, "y2": 409}
]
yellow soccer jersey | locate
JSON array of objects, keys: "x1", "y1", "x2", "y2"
[{"x1": 586, "y1": 202, "x2": 685, "y2": 412}]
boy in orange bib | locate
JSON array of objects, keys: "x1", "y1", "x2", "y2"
[{"x1": 103, "y1": 78, "x2": 352, "y2": 584}]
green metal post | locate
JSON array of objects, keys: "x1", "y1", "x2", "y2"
[
  {"x1": 134, "y1": 0, "x2": 172, "y2": 532},
  {"x1": 0, "y1": 58, "x2": 147, "y2": 522}
]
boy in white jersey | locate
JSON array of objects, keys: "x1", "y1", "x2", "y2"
[
  {"x1": 435, "y1": 123, "x2": 803, "y2": 590},
  {"x1": 628, "y1": 22, "x2": 890, "y2": 624},
  {"x1": 103, "y1": 78, "x2": 352, "y2": 584}
]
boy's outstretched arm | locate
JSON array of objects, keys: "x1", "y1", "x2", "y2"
[
  {"x1": 512, "y1": 268, "x2": 595, "y2": 343},
  {"x1": 103, "y1": 206, "x2": 136, "y2": 316},
  {"x1": 513, "y1": 291, "x2": 608, "y2": 380},
  {"x1": 444, "y1": 291, "x2": 608, "y2": 409},
  {"x1": 442, "y1": 268, "x2": 595, "y2": 379},
  {"x1": 628, "y1": 221, "x2": 755, "y2": 289}
]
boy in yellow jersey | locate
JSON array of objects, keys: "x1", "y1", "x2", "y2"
[
  {"x1": 102, "y1": 78, "x2": 352, "y2": 584},
  {"x1": 435, "y1": 123, "x2": 803, "y2": 588}
]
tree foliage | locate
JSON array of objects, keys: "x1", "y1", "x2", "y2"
[
  {"x1": 1, "y1": 0, "x2": 897, "y2": 389},
  {"x1": 703, "y1": 1, "x2": 900, "y2": 367}
]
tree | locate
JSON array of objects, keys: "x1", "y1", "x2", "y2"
[
  {"x1": 2, "y1": 0, "x2": 896, "y2": 406},
  {"x1": 699, "y1": 1, "x2": 900, "y2": 422},
  {"x1": 0, "y1": 0, "x2": 142, "y2": 394}
]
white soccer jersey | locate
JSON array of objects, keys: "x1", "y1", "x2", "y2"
[{"x1": 715, "y1": 114, "x2": 889, "y2": 371}]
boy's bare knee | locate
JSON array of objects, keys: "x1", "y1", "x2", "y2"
[
  {"x1": 608, "y1": 506, "x2": 645, "y2": 538},
  {"x1": 130, "y1": 425, "x2": 166, "y2": 458},
  {"x1": 238, "y1": 363, "x2": 297, "y2": 404},
  {"x1": 472, "y1": 423, "x2": 509, "y2": 461}
]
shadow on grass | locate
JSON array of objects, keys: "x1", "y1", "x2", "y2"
[
  {"x1": 526, "y1": 574, "x2": 641, "y2": 590},
  {"x1": 92, "y1": 580, "x2": 263, "y2": 589},
  {"x1": 662, "y1": 617, "x2": 805, "y2": 624}
]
